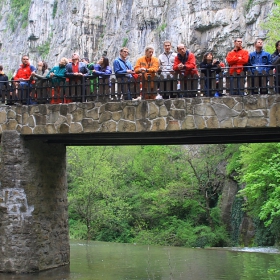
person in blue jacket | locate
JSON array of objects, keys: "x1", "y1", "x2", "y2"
[
  {"x1": 113, "y1": 47, "x2": 135, "y2": 100},
  {"x1": 248, "y1": 38, "x2": 272, "y2": 94}
]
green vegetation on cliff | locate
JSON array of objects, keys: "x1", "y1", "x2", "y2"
[{"x1": 8, "y1": 0, "x2": 31, "y2": 31}]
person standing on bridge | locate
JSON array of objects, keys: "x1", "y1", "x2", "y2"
[
  {"x1": 226, "y1": 38, "x2": 249, "y2": 96},
  {"x1": 46, "y1": 57, "x2": 69, "y2": 104},
  {"x1": 247, "y1": 38, "x2": 272, "y2": 94},
  {"x1": 0, "y1": 65, "x2": 9, "y2": 104},
  {"x1": 113, "y1": 47, "x2": 135, "y2": 100},
  {"x1": 271, "y1": 40, "x2": 280, "y2": 94},
  {"x1": 158, "y1": 40, "x2": 177, "y2": 99},
  {"x1": 134, "y1": 46, "x2": 159, "y2": 99},
  {"x1": 173, "y1": 43, "x2": 198, "y2": 97},
  {"x1": 65, "y1": 53, "x2": 89, "y2": 102},
  {"x1": 13, "y1": 55, "x2": 36, "y2": 103}
]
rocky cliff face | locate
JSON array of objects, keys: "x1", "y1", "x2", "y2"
[{"x1": 0, "y1": 0, "x2": 273, "y2": 76}]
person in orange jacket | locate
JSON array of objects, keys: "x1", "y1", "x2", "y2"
[
  {"x1": 173, "y1": 43, "x2": 198, "y2": 97},
  {"x1": 134, "y1": 46, "x2": 159, "y2": 99},
  {"x1": 226, "y1": 38, "x2": 249, "y2": 95}
]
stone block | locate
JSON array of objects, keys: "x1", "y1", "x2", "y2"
[
  {"x1": 0, "y1": 110, "x2": 7, "y2": 123},
  {"x1": 159, "y1": 105, "x2": 168, "y2": 117},
  {"x1": 7, "y1": 109, "x2": 16, "y2": 119},
  {"x1": 28, "y1": 116, "x2": 35, "y2": 127},
  {"x1": 181, "y1": 116, "x2": 195, "y2": 129},
  {"x1": 45, "y1": 124, "x2": 57, "y2": 134},
  {"x1": 100, "y1": 120, "x2": 117, "y2": 132},
  {"x1": 220, "y1": 119, "x2": 233, "y2": 128},
  {"x1": 69, "y1": 122, "x2": 83, "y2": 133},
  {"x1": 247, "y1": 117, "x2": 268, "y2": 127},
  {"x1": 33, "y1": 125, "x2": 46, "y2": 134},
  {"x1": 151, "y1": 118, "x2": 166, "y2": 131},
  {"x1": 148, "y1": 103, "x2": 159, "y2": 119},
  {"x1": 112, "y1": 111, "x2": 122, "y2": 121},
  {"x1": 206, "y1": 116, "x2": 219, "y2": 128},
  {"x1": 20, "y1": 126, "x2": 33, "y2": 134},
  {"x1": 136, "y1": 119, "x2": 151, "y2": 132},
  {"x1": 99, "y1": 111, "x2": 112, "y2": 123},
  {"x1": 117, "y1": 120, "x2": 136, "y2": 132},
  {"x1": 136, "y1": 102, "x2": 148, "y2": 119},
  {"x1": 72, "y1": 108, "x2": 84, "y2": 122},
  {"x1": 169, "y1": 109, "x2": 186, "y2": 120},
  {"x1": 105, "y1": 102, "x2": 122, "y2": 112},
  {"x1": 82, "y1": 119, "x2": 100, "y2": 132},
  {"x1": 269, "y1": 103, "x2": 280, "y2": 127},
  {"x1": 122, "y1": 106, "x2": 136, "y2": 121},
  {"x1": 167, "y1": 120, "x2": 180, "y2": 130},
  {"x1": 86, "y1": 107, "x2": 99, "y2": 119},
  {"x1": 59, "y1": 124, "x2": 69, "y2": 133},
  {"x1": 233, "y1": 117, "x2": 248, "y2": 127},
  {"x1": 194, "y1": 116, "x2": 206, "y2": 129}
]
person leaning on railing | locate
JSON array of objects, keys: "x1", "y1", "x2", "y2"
[
  {"x1": 247, "y1": 38, "x2": 272, "y2": 95},
  {"x1": 173, "y1": 43, "x2": 198, "y2": 97},
  {"x1": 113, "y1": 47, "x2": 135, "y2": 100},
  {"x1": 46, "y1": 57, "x2": 68, "y2": 104},
  {"x1": 226, "y1": 38, "x2": 249, "y2": 96},
  {"x1": 199, "y1": 52, "x2": 223, "y2": 97},
  {"x1": 0, "y1": 65, "x2": 9, "y2": 103},
  {"x1": 271, "y1": 40, "x2": 280, "y2": 94},
  {"x1": 157, "y1": 40, "x2": 177, "y2": 99},
  {"x1": 134, "y1": 46, "x2": 159, "y2": 100},
  {"x1": 12, "y1": 55, "x2": 36, "y2": 104}
]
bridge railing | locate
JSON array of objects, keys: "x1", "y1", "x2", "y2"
[{"x1": 0, "y1": 66, "x2": 279, "y2": 104}]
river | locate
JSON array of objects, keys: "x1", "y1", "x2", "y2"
[{"x1": 0, "y1": 240, "x2": 279, "y2": 280}]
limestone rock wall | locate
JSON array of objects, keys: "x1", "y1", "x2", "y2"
[{"x1": 0, "y1": 0, "x2": 274, "y2": 77}]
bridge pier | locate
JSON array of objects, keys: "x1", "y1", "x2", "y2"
[{"x1": 0, "y1": 131, "x2": 69, "y2": 273}]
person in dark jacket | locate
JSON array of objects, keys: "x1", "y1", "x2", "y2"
[
  {"x1": 0, "y1": 65, "x2": 9, "y2": 103},
  {"x1": 65, "y1": 53, "x2": 89, "y2": 78},
  {"x1": 200, "y1": 52, "x2": 222, "y2": 97},
  {"x1": 271, "y1": 40, "x2": 280, "y2": 94}
]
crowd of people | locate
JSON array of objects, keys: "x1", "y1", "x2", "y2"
[{"x1": 0, "y1": 37, "x2": 280, "y2": 104}]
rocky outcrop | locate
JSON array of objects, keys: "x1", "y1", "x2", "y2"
[{"x1": 0, "y1": 0, "x2": 274, "y2": 77}]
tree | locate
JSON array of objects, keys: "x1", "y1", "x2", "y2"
[
  {"x1": 262, "y1": 0, "x2": 280, "y2": 52},
  {"x1": 238, "y1": 143, "x2": 280, "y2": 236}
]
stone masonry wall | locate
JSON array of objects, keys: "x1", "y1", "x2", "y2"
[
  {"x1": 0, "y1": 131, "x2": 69, "y2": 273},
  {"x1": 0, "y1": 96, "x2": 280, "y2": 135}
]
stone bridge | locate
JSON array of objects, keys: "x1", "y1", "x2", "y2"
[{"x1": 1, "y1": 95, "x2": 280, "y2": 273}]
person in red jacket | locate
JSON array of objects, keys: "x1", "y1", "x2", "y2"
[
  {"x1": 173, "y1": 44, "x2": 198, "y2": 97},
  {"x1": 226, "y1": 38, "x2": 249, "y2": 95},
  {"x1": 13, "y1": 55, "x2": 36, "y2": 103}
]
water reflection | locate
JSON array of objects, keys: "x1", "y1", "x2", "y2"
[{"x1": 0, "y1": 241, "x2": 279, "y2": 280}]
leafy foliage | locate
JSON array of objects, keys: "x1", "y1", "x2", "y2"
[
  {"x1": 67, "y1": 145, "x2": 229, "y2": 247},
  {"x1": 261, "y1": 0, "x2": 280, "y2": 52},
  {"x1": 9, "y1": 0, "x2": 31, "y2": 31}
]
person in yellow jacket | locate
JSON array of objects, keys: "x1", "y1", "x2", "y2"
[{"x1": 134, "y1": 46, "x2": 159, "y2": 99}]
